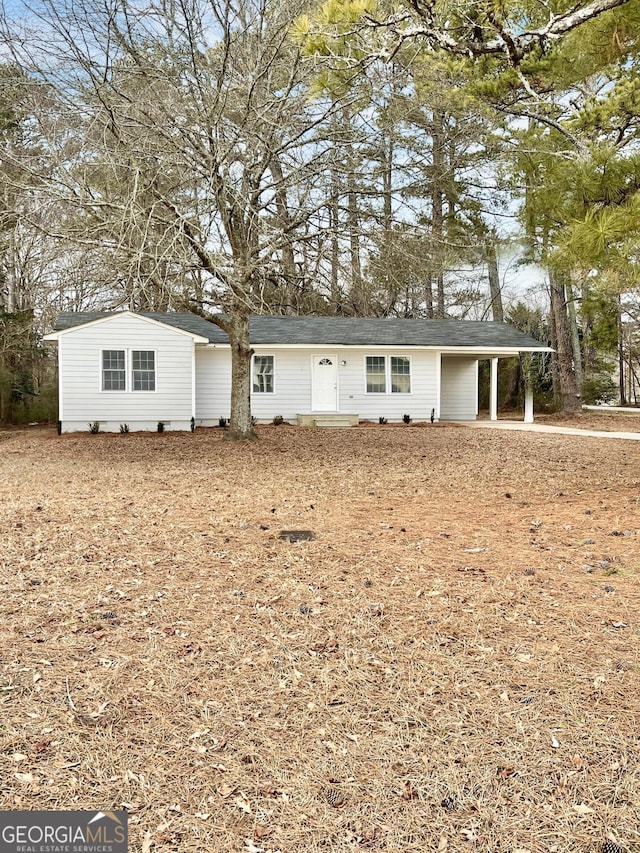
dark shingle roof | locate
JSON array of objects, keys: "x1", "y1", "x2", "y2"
[{"x1": 52, "y1": 311, "x2": 548, "y2": 350}]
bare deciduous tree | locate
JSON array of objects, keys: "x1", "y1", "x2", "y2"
[{"x1": 1, "y1": 0, "x2": 342, "y2": 438}]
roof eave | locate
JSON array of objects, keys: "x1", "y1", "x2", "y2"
[{"x1": 210, "y1": 342, "x2": 551, "y2": 352}]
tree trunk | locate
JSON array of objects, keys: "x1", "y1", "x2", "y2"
[
  {"x1": 381, "y1": 128, "x2": 393, "y2": 309},
  {"x1": 549, "y1": 269, "x2": 581, "y2": 412},
  {"x1": 618, "y1": 295, "x2": 627, "y2": 405},
  {"x1": 424, "y1": 273, "x2": 434, "y2": 318},
  {"x1": 341, "y1": 106, "x2": 364, "y2": 314},
  {"x1": 548, "y1": 293, "x2": 561, "y2": 408},
  {"x1": 432, "y1": 109, "x2": 446, "y2": 319},
  {"x1": 565, "y1": 278, "x2": 583, "y2": 391},
  {"x1": 347, "y1": 153, "x2": 363, "y2": 312},
  {"x1": 486, "y1": 242, "x2": 504, "y2": 322},
  {"x1": 270, "y1": 153, "x2": 297, "y2": 314},
  {"x1": 226, "y1": 311, "x2": 256, "y2": 440},
  {"x1": 329, "y1": 154, "x2": 340, "y2": 314}
]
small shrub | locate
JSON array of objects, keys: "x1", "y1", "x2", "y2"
[
  {"x1": 402, "y1": 414, "x2": 412, "y2": 425},
  {"x1": 88, "y1": 421, "x2": 100, "y2": 434},
  {"x1": 218, "y1": 417, "x2": 228, "y2": 428},
  {"x1": 119, "y1": 423, "x2": 129, "y2": 434},
  {"x1": 378, "y1": 416, "x2": 388, "y2": 425},
  {"x1": 272, "y1": 414, "x2": 284, "y2": 426},
  {"x1": 157, "y1": 421, "x2": 165, "y2": 433}
]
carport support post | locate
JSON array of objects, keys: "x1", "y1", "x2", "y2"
[
  {"x1": 489, "y1": 357, "x2": 498, "y2": 421},
  {"x1": 524, "y1": 384, "x2": 534, "y2": 423}
]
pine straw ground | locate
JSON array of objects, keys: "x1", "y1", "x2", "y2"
[{"x1": 1, "y1": 419, "x2": 640, "y2": 853}]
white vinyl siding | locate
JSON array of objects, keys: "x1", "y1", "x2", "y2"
[
  {"x1": 58, "y1": 314, "x2": 194, "y2": 430},
  {"x1": 197, "y1": 347, "x2": 437, "y2": 423},
  {"x1": 343, "y1": 350, "x2": 433, "y2": 420},
  {"x1": 195, "y1": 348, "x2": 232, "y2": 421},
  {"x1": 197, "y1": 348, "x2": 311, "y2": 423},
  {"x1": 440, "y1": 356, "x2": 478, "y2": 420}
]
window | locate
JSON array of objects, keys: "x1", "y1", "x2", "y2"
[
  {"x1": 366, "y1": 356, "x2": 386, "y2": 393},
  {"x1": 391, "y1": 356, "x2": 411, "y2": 393},
  {"x1": 102, "y1": 350, "x2": 125, "y2": 391},
  {"x1": 253, "y1": 355, "x2": 274, "y2": 393},
  {"x1": 101, "y1": 349, "x2": 156, "y2": 391},
  {"x1": 365, "y1": 356, "x2": 411, "y2": 394},
  {"x1": 132, "y1": 350, "x2": 156, "y2": 391}
]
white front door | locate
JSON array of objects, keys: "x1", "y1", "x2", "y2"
[{"x1": 312, "y1": 355, "x2": 338, "y2": 411}]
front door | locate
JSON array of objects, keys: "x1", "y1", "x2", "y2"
[{"x1": 311, "y1": 355, "x2": 338, "y2": 411}]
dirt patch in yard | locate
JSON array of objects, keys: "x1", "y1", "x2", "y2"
[{"x1": 1, "y1": 426, "x2": 640, "y2": 852}]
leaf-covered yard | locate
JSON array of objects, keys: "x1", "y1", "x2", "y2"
[{"x1": 1, "y1": 424, "x2": 639, "y2": 852}]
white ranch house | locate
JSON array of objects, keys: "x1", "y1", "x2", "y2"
[{"x1": 44, "y1": 311, "x2": 550, "y2": 432}]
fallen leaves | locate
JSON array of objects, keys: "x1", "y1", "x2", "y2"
[
  {"x1": 217, "y1": 783, "x2": 237, "y2": 799},
  {"x1": 13, "y1": 772, "x2": 35, "y2": 784},
  {"x1": 400, "y1": 780, "x2": 419, "y2": 801},
  {"x1": 254, "y1": 825, "x2": 273, "y2": 840},
  {"x1": 571, "y1": 754, "x2": 587, "y2": 771},
  {"x1": 573, "y1": 803, "x2": 594, "y2": 815},
  {"x1": 497, "y1": 766, "x2": 517, "y2": 780},
  {"x1": 3, "y1": 426, "x2": 640, "y2": 853}
]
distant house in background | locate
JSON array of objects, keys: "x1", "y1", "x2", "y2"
[{"x1": 44, "y1": 311, "x2": 550, "y2": 432}]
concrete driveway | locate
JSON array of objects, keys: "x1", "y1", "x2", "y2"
[{"x1": 457, "y1": 420, "x2": 640, "y2": 440}]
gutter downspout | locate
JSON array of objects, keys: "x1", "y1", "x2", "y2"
[
  {"x1": 58, "y1": 338, "x2": 64, "y2": 429},
  {"x1": 435, "y1": 352, "x2": 441, "y2": 421},
  {"x1": 192, "y1": 342, "x2": 197, "y2": 426}
]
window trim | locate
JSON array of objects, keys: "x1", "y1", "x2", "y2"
[
  {"x1": 365, "y1": 355, "x2": 387, "y2": 394},
  {"x1": 364, "y1": 354, "x2": 412, "y2": 395},
  {"x1": 101, "y1": 349, "x2": 126, "y2": 392},
  {"x1": 390, "y1": 355, "x2": 412, "y2": 394},
  {"x1": 99, "y1": 348, "x2": 158, "y2": 393},
  {"x1": 131, "y1": 349, "x2": 156, "y2": 392},
  {"x1": 252, "y1": 353, "x2": 276, "y2": 394}
]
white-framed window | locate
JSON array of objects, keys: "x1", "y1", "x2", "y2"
[
  {"x1": 391, "y1": 356, "x2": 411, "y2": 393},
  {"x1": 253, "y1": 354, "x2": 274, "y2": 393},
  {"x1": 101, "y1": 349, "x2": 157, "y2": 392},
  {"x1": 366, "y1": 356, "x2": 386, "y2": 393},
  {"x1": 102, "y1": 350, "x2": 126, "y2": 391},
  {"x1": 365, "y1": 355, "x2": 411, "y2": 394},
  {"x1": 132, "y1": 350, "x2": 156, "y2": 391}
]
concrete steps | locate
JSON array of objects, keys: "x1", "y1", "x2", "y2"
[{"x1": 297, "y1": 413, "x2": 359, "y2": 428}]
